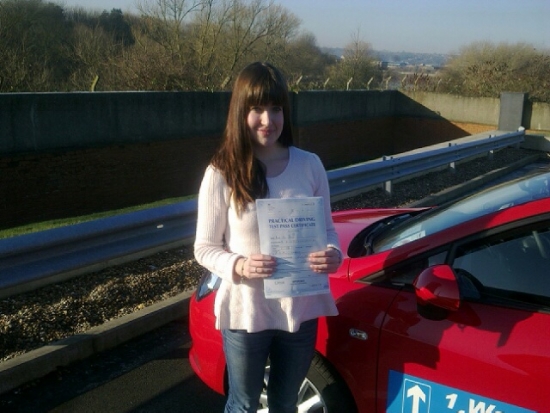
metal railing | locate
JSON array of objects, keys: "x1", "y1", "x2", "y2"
[
  {"x1": 0, "y1": 129, "x2": 525, "y2": 298},
  {"x1": 328, "y1": 128, "x2": 525, "y2": 200}
]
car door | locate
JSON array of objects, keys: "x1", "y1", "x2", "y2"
[{"x1": 376, "y1": 219, "x2": 550, "y2": 413}]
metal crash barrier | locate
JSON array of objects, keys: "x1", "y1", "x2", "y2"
[{"x1": 0, "y1": 128, "x2": 526, "y2": 298}]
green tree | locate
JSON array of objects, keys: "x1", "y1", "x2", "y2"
[
  {"x1": 0, "y1": 0, "x2": 378, "y2": 93},
  {"x1": 281, "y1": 33, "x2": 334, "y2": 90},
  {"x1": 0, "y1": 0, "x2": 74, "y2": 91},
  {"x1": 183, "y1": 0, "x2": 301, "y2": 90},
  {"x1": 64, "y1": 7, "x2": 138, "y2": 91},
  {"x1": 438, "y1": 41, "x2": 550, "y2": 102},
  {"x1": 98, "y1": 9, "x2": 135, "y2": 47},
  {"x1": 136, "y1": 0, "x2": 202, "y2": 61},
  {"x1": 325, "y1": 30, "x2": 380, "y2": 90},
  {"x1": 208, "y1": 0, "x2": 301, "y2": 89}
]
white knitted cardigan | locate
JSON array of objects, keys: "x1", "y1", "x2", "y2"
[{"x1": 194, "y1": 146, "x2": 340, "y2": 333}]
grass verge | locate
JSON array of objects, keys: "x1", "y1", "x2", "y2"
[{"x1": 0, "y1": 196, "x2": 193, "y2": 240}]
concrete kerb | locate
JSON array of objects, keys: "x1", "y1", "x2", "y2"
[
  {"x1": 0, "y1": 150, "x2": 546, "y2": 396},
  {"x1": 0, "y1": 290, "x2": 193, "y2": 395}
]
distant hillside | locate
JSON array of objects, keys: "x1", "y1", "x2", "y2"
[{"x1": 322, "y1": 47, "x2": 449, "y2": 67}]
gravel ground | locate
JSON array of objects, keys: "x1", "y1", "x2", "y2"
[{"x1": 0, "y1": 147, "x2": 543, "y2": 363}]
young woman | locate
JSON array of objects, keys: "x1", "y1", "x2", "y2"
[{"x1": 194, "y1": 61, "x2": 342, "y2": 413}]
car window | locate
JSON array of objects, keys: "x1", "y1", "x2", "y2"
[
  {"x1": 452, "y1": 223, "x2": 550, "y2": 304},
  {"x1": 383, "y1": 250, "x2": 448, "y2": 285},
  {"x1": 373, "y1": 171, "x2": 550, "y2": 253}
]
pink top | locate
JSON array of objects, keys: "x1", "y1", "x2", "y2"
[{"x1": 194, "y1": 146, "x2": 339, "y2": 332}]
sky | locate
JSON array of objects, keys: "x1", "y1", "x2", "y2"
[{"x1": 58, "y1": 0, "x2": 549, "y2": 55}]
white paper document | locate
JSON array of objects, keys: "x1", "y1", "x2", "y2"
[{"x1": 256, "y1": 197, "x2": 329, "y2": 299}]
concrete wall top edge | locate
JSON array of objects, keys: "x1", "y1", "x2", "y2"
[
  {"x1": 0, "y1": 91, "x2": 232, "y2": 154},
  {"x1": 1, "y1": 90, "x2": 399, "y2": 154},
  {"x1": 2, "y1": 90, "x2": 549, "y2": 155},
  {"x1": 291, "y1": 90, "x2": 398, "y2": 125}
]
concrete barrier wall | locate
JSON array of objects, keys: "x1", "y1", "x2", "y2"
[
  {"x1": 402, "y1": 91, "x2": 550, "y2": 133},
  {"x1": 402, "y1": 91, "x2": 500, "y2": 125},
  {"x1": 0, "y1": 92, "x2": 231, "y2": 153},
  {"x1": 530, "y1": 102, "x2": 550, "y2": 131},
  {"x1": 1, "y1": 90, "x2": 409, "y2": 228},
  {"x1": 2, "y1": 90, "x2": 548, "y2": 229},
  {"x1": 3, "y1": 90, "x2": 548, "y2": 156},
  {"x1": 291, "y1": 90, "x2": 396, "y2": 125},
  {"x1": 0, "y1": 90, "x2": 401, "y2": 155}
]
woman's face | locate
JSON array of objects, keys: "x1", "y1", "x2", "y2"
[{"x1": 246, "y1": 103, "x2": 284, "y2": 148}]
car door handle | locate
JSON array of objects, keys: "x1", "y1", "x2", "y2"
[{"x1": 349, "y1": 329, "x2": 368, "y2": 340}]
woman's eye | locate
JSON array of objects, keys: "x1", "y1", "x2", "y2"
[
  {"x1": 272, "y1": 106, "x2": 282, "y2": 112},
  {"x1": 250, "y1": 106, "x2": 262, "y2": 113}
]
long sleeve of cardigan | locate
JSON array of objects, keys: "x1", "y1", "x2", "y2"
[{"x1": 194, "y1": 166, "x2": 242, "y2": 283}]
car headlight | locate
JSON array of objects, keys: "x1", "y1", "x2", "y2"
[{"x1": 195, "y1": 271, "x2": 222, "y2": 301}]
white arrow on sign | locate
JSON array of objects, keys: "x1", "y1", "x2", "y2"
[{"x1": 407, "y1": 385, "x2": 426, "y2": 413}]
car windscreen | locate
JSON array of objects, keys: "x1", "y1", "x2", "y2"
[{"x1": 372, "y1": 170, "x2": 550, "y2": 253}]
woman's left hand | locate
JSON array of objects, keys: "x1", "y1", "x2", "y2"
[{"x1": 308, "y1": 247, "x2": 342, "y2": 274}]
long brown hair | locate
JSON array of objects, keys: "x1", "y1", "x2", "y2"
[{"x1": 211, "y1": 62, "x2": 294, "y2": 214}]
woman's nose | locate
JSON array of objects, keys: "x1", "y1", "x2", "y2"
[{"x1": 260, "y1": 110, "x2": 271, "y2": 124}]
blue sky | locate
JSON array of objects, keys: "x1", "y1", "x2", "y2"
[{"x1": 59, "y1": 0, "x2": 549, "y2": 54}]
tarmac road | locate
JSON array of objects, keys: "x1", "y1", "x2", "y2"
[{"x1": 0, "y1": 319, "x2": 226, "y2": 413}]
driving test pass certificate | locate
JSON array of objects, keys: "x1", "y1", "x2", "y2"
[{"x1": 256, "y1": 197, "x2": 329, "y2": 299}]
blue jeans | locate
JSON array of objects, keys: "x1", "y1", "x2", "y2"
[{"x1": 222, "y1": 319, "x2": 318, "y2": 413}]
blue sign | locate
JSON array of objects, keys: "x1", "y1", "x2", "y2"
[{"x1": 387, "y1": 370, "x2": 536, "y2": 413}]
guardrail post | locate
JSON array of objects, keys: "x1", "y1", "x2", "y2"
[
  {"x1": 383, "y1": 155, "x2": 393, "y2": 195},
  {"x1": 448, "y1": 143, "x2": 456, "y2": 173},
  {"x1": 513, "y1": 127, "x2": 525, "y2": 148},
  {"x1": 384, "y1": 180, "x2": 392, "y2": 195},
  {"x1": 487, "y1": 135, "x2": 495, "y2": 160}
]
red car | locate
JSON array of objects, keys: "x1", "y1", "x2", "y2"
[{"x1": 189, "y1": 169, "x2": 550, "y2": 413}]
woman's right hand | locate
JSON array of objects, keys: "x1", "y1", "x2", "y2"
[{"x1": 242, "y1": 254, "x2": 276, "y2": 279}]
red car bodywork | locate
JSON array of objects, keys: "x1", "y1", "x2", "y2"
[{"x1": 189, "y1": 194, "x2": 550, "y2": 412}]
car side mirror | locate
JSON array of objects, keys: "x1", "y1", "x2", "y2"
[{"x1": 413, "y1": 265, "x2": 461, "y2": 321}]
